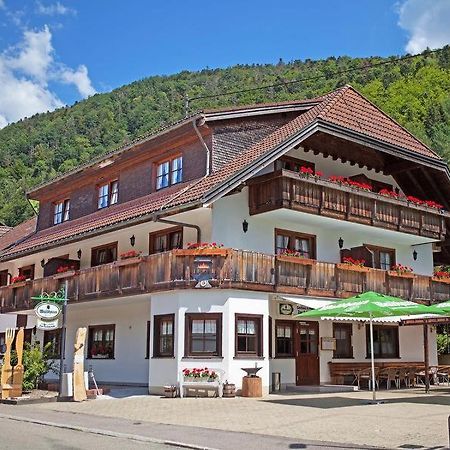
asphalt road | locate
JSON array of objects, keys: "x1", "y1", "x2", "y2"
[{"x1": 0, "y1": 417, "x2": 178, "y2": 450}]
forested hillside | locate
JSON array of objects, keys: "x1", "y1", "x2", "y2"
[{"x1": 0, "y1": 47, "x2": 449, "y2": 226}]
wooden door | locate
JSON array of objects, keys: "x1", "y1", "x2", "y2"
[{"x1": 295, "y1": 321, "x2": 320, "y2": 385}]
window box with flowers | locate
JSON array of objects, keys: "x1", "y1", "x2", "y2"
[
  {"x1": 174, "y1": 243, "x2": 230, "y2": 257},
  {"x1": 337, "y1": 257, "x2": 371, "y2": 273},
  {"x1": 299, "y1": 166, "x2": 323, "y2": 180},
  {"x1": 276, "y1": 249, "x2": 317, "y2": 266},
  {"x1": 432, "y1": 268, "x2": 450, "y2": 284},
  {"x1": 10, "y1": 275, "x2": 28, "y2": 287},
  {"x1": 115, "y1": 250, "x2": 143, "y2": 267},
  {"x1": 388, "y1": 264, "x2": 415, "y2": 279},
  {"x1": 53, "y1": 264, "x2": 78, "y2": 279},
  {"x1": 182, "y1": 367, "x2": 218, "y2": 383}
]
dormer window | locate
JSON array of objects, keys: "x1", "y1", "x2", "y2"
[
  {"x1": 98, "y1": 180, "x2": 119, "y2": 209},
  {"x1": 54, "y1": 199, "x2": 70, "y2": 225},
  {"x1": 156, "y1": 156, "x2": 183, "y2": 190}
]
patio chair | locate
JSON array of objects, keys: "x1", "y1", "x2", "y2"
[
  {"x1": 436, "y1": 365, "x2": 450, "y2": 386},
  {"x1": 355, "y1": 367, "x2": 379, "y2": 390},
  {"x1": 395, "y1": 367, "x2": 410, "y2": 389},
  {"x1": 378, "y1": 367, "x2": 398, "y2": 390},
  {"x1": 405, "y1": 367, "x2": 417, "y2": 388}
]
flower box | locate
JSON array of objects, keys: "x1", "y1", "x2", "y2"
[
  {"x1": 11, "y1": 280, "x2": 28, "y2": 288},
  {"x1": 115, "y1": 257, "x2": 142, "y2": 267},
  {"x1": 183, "y1": 376, "x2": 216, "y2": 383},
  {"x1": 53, "y1": 270, "x2": 78, "y2": 279},
  {"x1": 276, "y1": 255, "x2": 317, "y2": 265},
  {"x1": 388, "y1": 271, "x2": 416, "y2": 279},
  {"x1": 90, "y1": 354, "x2": 111, "y2": 359},
  {"x1": 432, "y1": 276, "x2": 450, "y2": 284},
  {"x1": 174, "y1": 248, "x2": 230, "y2": 257},
  {"x1": 337, "y1": 263, "x2": 371, "y2": 273}
]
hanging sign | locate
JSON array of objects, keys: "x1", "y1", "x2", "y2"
[
  {"x1": 36, "y1": 318, "x2": 60, "y2": 331},
  {"x1": 193, "y1": 256, "x2": 213, "y2": 288},
  {"x1": 34, "y1": 301, "x2": 62, "y2": 320}
]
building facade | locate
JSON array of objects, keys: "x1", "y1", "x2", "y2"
[{"x1": 0, "y1": 86, "x2": 449, "y2": 393}]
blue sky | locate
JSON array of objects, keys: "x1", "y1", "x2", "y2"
[{"x1": 0, "y1": 0, "x2": 448, "y2": 126}]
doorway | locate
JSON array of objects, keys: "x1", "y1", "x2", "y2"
[{"x1": 295, "y1": 321, "x2": 320, "y2": 385}]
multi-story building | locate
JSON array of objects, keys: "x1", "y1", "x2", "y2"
[{"x1": 1, "y1": 85, "x2": 449, "y2": 393}]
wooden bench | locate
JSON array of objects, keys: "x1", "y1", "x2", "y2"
[
  {"x1": 179, "y1": 369, "x2": 225, "y2": 398},
  {"x1": 328, "y1": 362, "x2": 425, "y2": 385}
]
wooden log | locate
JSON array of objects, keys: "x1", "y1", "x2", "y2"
[
  {"x1": 241, "y1": 376, "x2": 262, "y2": 398},
  {"x1": 73, "y1": 327, "x2": 87, "y2": 402}
]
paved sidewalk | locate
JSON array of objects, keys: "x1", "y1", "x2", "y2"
[{"x1": 8, "y1": 387, "x2": 450, "y2": 449}]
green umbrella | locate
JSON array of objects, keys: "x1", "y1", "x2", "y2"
[
  {"x1": 296, "y1": 291, "x2": 441, "y2": 401},
  {"x1": 427, "y1": 300, "x2": 450, "y2": 313}
]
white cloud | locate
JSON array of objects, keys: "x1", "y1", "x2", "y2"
[
  {"x1": 398, "y1": 0, "x2": 450, "y2": 53},
  {"x1": 0, "y1": 26, "x2": 96, "y2": 128},
  {"x1": 36, "y1": 1, "x2": 75, "y2": 16},
  {"x1": 0, "y1": 0, "x2": 5, "y2": 10},
  {"x1": 60, "y1": 65, "x2": 96, "y2": 97}
]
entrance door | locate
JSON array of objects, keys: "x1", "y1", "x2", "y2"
[{"x1": 295, "y1": 321, "x2": 320, "y2": 385}]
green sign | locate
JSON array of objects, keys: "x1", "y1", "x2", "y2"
[{"x1": 31, "y1": 288, "x2": 67, "y2": 303}]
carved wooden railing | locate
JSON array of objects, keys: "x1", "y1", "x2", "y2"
[
  {"x1": 248, "y1": 170, "x2": 449, "y2": 239},
  {"x1": 1, "y1": 249, "x2": 450, "y2": 313}
]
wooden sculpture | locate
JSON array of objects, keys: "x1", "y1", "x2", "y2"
[
  {"x1": 0, "y1": 328, "x2": 15, "y2": 399},
  {"x1": 73, "y1": 327, "x2": 87, "y2": 402},
  {"x1": 10, "y1": 327, "x2": 24, "y2": 398}
]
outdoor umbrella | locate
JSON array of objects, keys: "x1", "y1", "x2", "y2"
[{"x1": 296, "y1": 291, "x2": 441, "y2": 401}]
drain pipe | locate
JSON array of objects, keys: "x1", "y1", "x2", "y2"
[
  {"x1": 155, "y1": 217, "x2": 201, "y2": 244},
  {"x1": 193, "y1": 116, "x2": 211, "y2": 176}
]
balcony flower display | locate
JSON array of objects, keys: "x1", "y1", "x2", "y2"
[
  {"x1": 299, "y1": 166, "x2": 322, "y2": 179},
  {"x1": 328, "y1": 176, "x2": 372, "y2": 192},
  {"x1": 378, "y1": 189, "x2": 401, "y2": 199},
  {"x1": 434, "y1": 270, "x2": 450, "y2": 280},
  {"x1": 56, "y1": 264, "x2": 77, "y2": 274},
  {"x1": 342, "y1": 256, "x2": 365, "y2": 267},
  {"x1": 90, "y1": 343, "x2": 113, "y2": 359},
  {"x1": 390, "y1": 263, "x2": 414, "y2": 276},
  {"x1": 182, "y1": 367, "x2": 218, "y2": 382},
  {"x1": 119, "y1": 250, "x2": 142, "y2": 260},
  {"x1": 433, "y1": 266, "x2": 450, "y2": 283},
  {"x1": 186, "y1": 242, "x2": 224, "y2": 250},
  {"x1": 276, "y1": 248, "x2": 316, "y2": 265},
  {"x1": 11, "y1": 275, "x2": 26, "y2": 284}
]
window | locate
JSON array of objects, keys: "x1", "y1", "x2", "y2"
[
  {"x1": 333, "y1": 323, "x2": 353, "y2": 358},
  {"x1": 0, "y1": 269, "x2": 8, "y2": 287},
  {"x1": 275, "y1": 228, "x2": 316, "y2": 259},
  {"x1": 365, "y1": 245, "x2": 396, "y2": 271},
  {"x1": 366, "y1": 325, "x2": 399, "y2": 359},
  {"x1": 149, "y1": 227, "x2": 183, "y2": 254},
  {"x1": 18, "y1": 265, "x2": 34, "y2": 280},
  {"x1": 275, "y1": 156, "x2": 315, "y2": 173},
  {"x1": 275, "y1": 321, "x2": 294, "y2": 357},
  {"x1": 156, "y1": 156, "x2": 183, "y2": 190},
  {"x1": 235, "y1": 314, "x2": 263, "y2": 357},
  {"x1": 88, "y1": 324, "x2": 115, "y2": 359},
  {"x1": 44, "y1": 329, "x2": 61, "y2": 359},
  {"x1": 53, "y1": 199, "x2": 70, "y2": 225},
  {"x1": 153, "y1": 315, "x2": 174, "y2": 357},
  {"x1": 91, "y1": 242, "x2": 118, "y2": 267},
  {"x1": 185, "y1": 313, "x2": 222, "y2": 357},
  {"x1": 98, "y1": 180, "x2": 119, "y2": 209},
  {"x1": 0, "y1": 332, "x2": 5, "y2": 354}
]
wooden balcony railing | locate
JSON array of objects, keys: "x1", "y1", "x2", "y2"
[
  {"x1": 248, "y1": 170, "x2": 449, "y2": 239},
  {"x1": 1, "y1": 249, "x2": 450, "y2": 313}
]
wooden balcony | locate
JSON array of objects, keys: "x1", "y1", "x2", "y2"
[
  {"x1": 1, "y1": 249, "x2": 450, "y2": 313},
  {"x1": 248, "y1": 170, "x2": 448, "y2": 239}
]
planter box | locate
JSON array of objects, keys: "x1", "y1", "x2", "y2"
[
  {"x1": 183, "y1": 377, "x2": 216, "y2": 383},
  {"x1": 276, "y1": 255, "x2": 317, "y2": 265},
  {"x1": 11, "y1": 281, "x2": 29, "y2": 288},
  {"x1": 432, "y1": 276, "x2": 450, "y2": 284},
  {"x1": 174, "y1": 248, "x2": 230, "y2": 257},
  {"x1": 115, "y1": 257, "x2": 142, "y2": 267},
  {"x1": 53, "y1": 270, "x2": 78, "y2": 279},
  {"x1": 336, "y1": 264, "x2": 371, "y2": 273},
  {"x1": 388, "y1": 271, "x2": 416, "y2": 279}
]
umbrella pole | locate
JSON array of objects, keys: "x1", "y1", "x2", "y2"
[
  {"x1": 423, "y1": 324, "x2": 430, "y2": 394},
  {"x1": 369, "y1": 314, "x2": 376, "y2": 401}
]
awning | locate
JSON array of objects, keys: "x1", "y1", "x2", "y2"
[{"x1": 321, "y1": 313, "x2": 443, "y2": 323}]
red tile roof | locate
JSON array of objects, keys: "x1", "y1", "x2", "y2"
[
  {"x1": 0, "y1": 85, "x2": 445, "y2": 259},
  {"x1": 0, "y1": 217, "x2": 37, "y2": 252}
]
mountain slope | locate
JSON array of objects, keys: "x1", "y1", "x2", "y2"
[{"x1": 0, "y1": 47, "x2": 449, "y2": 226}]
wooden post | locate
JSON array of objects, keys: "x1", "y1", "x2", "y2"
[
  {"x1": 10, "y1": 327, "x2": 24, "y2": 398},
  {"x1": 423, "y1": 324, "x2": 430, "y2": 394},
  {"x1": 73, "y1": 327, "x2": 87, "y2": 402},
  {"x1": 0, "y1": 328, "x2": 15, "y2": 399}
]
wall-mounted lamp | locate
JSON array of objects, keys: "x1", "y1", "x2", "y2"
[
  {"x1": 130, "y1": 234, "x2": 136, "y2": 247},
  {"x1": 40, "y1": 259, "x2": 45, "y2": 268},
  {"x1": 77, "y1": 249, "x2": 82, "y2": 260},
  {"x1": 413, "y1": 249, "x2": 418, "y2": 261},
  {"x1": 242, "y1": 219, "x2": 249, "y2": 233},
  {"x1": 338, "y1": 237, "x2": 344, "y2": 249}
]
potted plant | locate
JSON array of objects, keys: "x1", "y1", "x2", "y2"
[
  {"x1": 115, "y1": 249, "x2": 143, "y2": 266},
  {"x1": 182, "y1": 368, "x2": 218, "y2": 382},
  {"x1": 276, "y1": 248, "x2": 317, "y2": 265},
  {"x1": 174, "y1": 242, "x2": 229, "y2": 256},
  {"x1": 388, "y1": 263, "x2": 415, "y2": 278},
  {"x1": 54, "y1": 264, "x2": 78, "y2": 279},
  {"x1": 337, "y1": 257, "x2": 370, "y2": 273}
]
